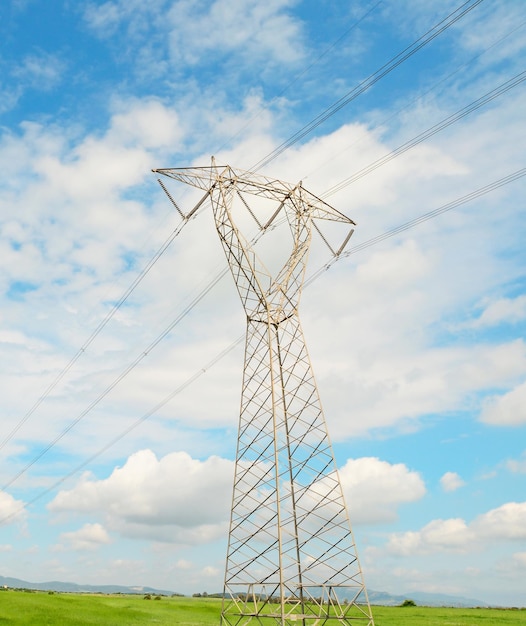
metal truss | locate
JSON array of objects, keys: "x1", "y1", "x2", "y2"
[{"x1": 155, "y1": 162, "x2": 374, "y2": 626}]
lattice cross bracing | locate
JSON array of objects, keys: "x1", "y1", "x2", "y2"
[{"x1": 155, "y1": 162, "x2": 374, "y2": 626}]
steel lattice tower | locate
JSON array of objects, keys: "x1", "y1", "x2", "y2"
[{"x1": 155, "y1": 162, "x2": 374, "y2": 626}]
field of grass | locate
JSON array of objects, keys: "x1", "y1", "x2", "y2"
[{"x1": 0, "y1": 591, "x2": 525, "y2": 625}]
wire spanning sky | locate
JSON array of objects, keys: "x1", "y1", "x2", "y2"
[{"x1": 1, "y1": 0, "x2": 525, "y2": 607}]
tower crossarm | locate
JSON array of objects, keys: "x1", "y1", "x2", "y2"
[{"x1": 153, "y1": 164, "x2": 356, "y2": 227}]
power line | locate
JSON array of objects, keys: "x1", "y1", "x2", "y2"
[
  {"x1": 0, "y1": 218, "x2": 193, "y2": 454},
  {"x1": 91, "y1": 1, "x2": 490, "y2": 302},
  {"x1": 3, "y1": 164, "x2": 524, "y2": 523},
  {"x1": 308, "y1": 166, "x2": 526, "y2": 284},
  {"x1": 0, "y1": 264, "x2": 229, "y2": 492},
  {"x1": 302, "y1": 16, "x2": 526, "y2": 185},
  {"x1": 6, "y1": 57, "x2": 520, "y2": 458},
  {"x1": 0, "y1": 4, "x2": 388, "y2": 455},
  {"x1": 0, "y1": 337, "x2": 243, "y2": 526},
  {"x1": 322, "y1": 70, "x2": 526, "y2": 198},
  {"x1": 0, "y1": 0, "x2": 510, "y2": 512},
  {"x1": 214, "y1": 1, "x2": 383, "y2": 154},
  {"x1": 1, "y1": 222, "x2": 279, "y2": 491},
  {"x1": 3, "y1": 65, "x2": 522, "y2": 492},
  {"x1": 0, "y1": 0, "x2": 383, "y2": 450},
  {"x1": 250, "y1": 0, "x2": 486, "y2": 172}
]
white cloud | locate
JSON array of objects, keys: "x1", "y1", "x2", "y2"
[
  {"x1": 387, "y1": 517, "x2": 471, "y2": 556},
  {"x1": 0, "y1": 329, "x2": 47, "y2": 349},
  {"x1": 109, "y1": 99, "x2": 183, "y2": 149},
  {"x1": 0, "y1": 85, "x2": 21, "y2": 115},
  {"x1": 440, "y1": 471, "x2": 465, "y2": 492},
  {"x1": 472, "y1": 502, "x2": 526, "y2": 541},
  {"x1": 12, "y1": 51, "x2": 66, "y2": 91},
  {"x1": 49, "y1": 450, "x2": 234, "y2": 543},
  {"x1": 459, "y1": 0, "x2": 526, "y2": 63},
  {"x1": 1, "y1": 91, "x2": 524, "y2": 454},
  {"x1": 315, "y1": 331, "x2": 526, "y2": 439},
  {"x1": 0, "y1": 491, "x2": 26, "y2": 527},
  {"x1": 385, "y1": 0, "x2": 526, "y2": 82},
  {"x1": 480, "y1": 380, "x2": 526, "y2": 426},
  {"x1": 201, "y1": 565, "x2": 220, "y2": 578},
  {"x1": 339, "y1": 457, "x2": 426, "y2": 524},
  {"x1": 167, "y1": 0, "x2": 304, "y2": 66},
  {"x1": 0, "y1": 97, "x2": 185, "y2": 372},
  {"x1": 57, "y1": 522, "x2": 112, "y2": 551},
  {"x1": 83, "y1": 0, "x2": 303, "y2": 77},
  {"x1": 83, "y1": 1, "x2": 125, "y2": 36},
  {"x1": 47, "y1": 451, "x2": 425, "y2": 544},
  {"x1": 506, "y1": 451, "x2": 526, "y2": 474},
  {"x1": 472, "y1": 295, "x2": 526, "y2": 328},
  {"x1": 0, "y1": 99, "x2": 181, "y2": 269},
  {"x1": 387, "y1": 501, "x2": 526, "y2": 555}
]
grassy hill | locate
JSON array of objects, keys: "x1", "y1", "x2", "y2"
[
  {"x1": 1, "y1": 575, "x2": 492, "y2": 608},
  {"x1": 0, "y1": 591, "x2": 524, "y2": 626}
]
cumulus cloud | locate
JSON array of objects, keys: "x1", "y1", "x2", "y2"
[
  {"x1": 293, "y1": 184, "x2": 526, "y2": 438},
  {"x1": 387, "y1": 501, "x2": 526, "y2": 555},
  {"x1": 480, "y1": 380, "x2": 526, "y2": 426},
  {"x1": 506, "y1": 451, "x2": 526, "y2": 474},
  {"x1": 202, "y1": 565, "x2": 220, "y2": 578},
  {"x1": 0, "y1": 98, "x2": 183, "y2": 333},
  {"x1": 0, "y1": 491, "x2": 26, "y2": 526},
  {"x1": 440, "y1": 471, "x2": 465, "y2": 492},
  {"x1": 339, "y1": 457, "x2": 426, "y2": 524},
  {"x1": 49, "y1": 450, "x2": 234, "y2": 543},
  {"x1": 36, "y1": 127, "x2": 156, "y2": 204},
  {"x1": 48, "y1": 450, "x2": 425, "y2": 543},
  {"x1": 472, "y1": 295, "x2": 526, "y2": 328},
  {"x1": 1, "y1": 97, "x2": 181, "y2": 268},
  {"x1": 83, "y1": 1, "x2": 126, "y2": 36},
  {"x1": 108, "y1": 99, "x2": 183, "y2": 149},
  {"x1": 57, "y1": 522, "x2": 112, "y2": 551},
  {"x1": 472, "y1": 502, "x2": 526, "y2": 541},
  {"x1": 2, "y1": 95, "x2": 525, "y2": 453},
  {"x1": 12, "y1": 50, "x2": 66, "y2": 91},
  {"x1": 167, "y1": 0, "x2": 304, "y2": 66},
  {"x1": 84, "y1": 0, "x2": 303, "y2": 73},
  {"x1": 387, "y1": 517, "x2": 471, "y2": 556}
]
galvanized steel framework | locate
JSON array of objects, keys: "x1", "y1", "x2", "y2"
[{"x1": 155, "y1": 162, "x2": 374, "y2": 626}]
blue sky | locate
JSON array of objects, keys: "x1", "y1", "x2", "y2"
[{"x1": 0, "y1": 0, "x2": 525, "y2": 608}]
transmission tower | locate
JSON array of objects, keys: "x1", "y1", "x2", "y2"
[{"x1": 154, "y1": 161, "x2": 375, "y2": 626}]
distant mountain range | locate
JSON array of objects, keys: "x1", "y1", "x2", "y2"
[
  {"x1": 1, "y1": 574, "x2": 488, "y2": 608},
  {"x1": 0, "y1": 575, "x2": 174, "y2": 597},
  {"x1": 366, "y1": 589, "x2": 488, "y2": 608}
]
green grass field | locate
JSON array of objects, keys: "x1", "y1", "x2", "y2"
[{"x1": 0, "y1": 592, "x2": 525, "y2": 625}]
